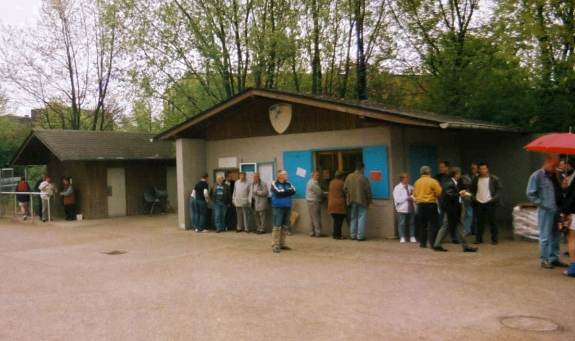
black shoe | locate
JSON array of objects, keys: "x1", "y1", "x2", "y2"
[
  {"x1": 541, "y1": 261, "x2": 554, "y2": 269},
  {"x1": 452, "y1": 240, "x2": 460, "y2": 244},
  {"x1": 473, "y1": 240, "x2": 483, "y2": 245},
  {"x1": 280, "y1": 245, "x2": 292, "y2": 250},
  {"x1": 216, "y1": 230, "x2": 221, "y2": 233},
  {"x1": 433, "y1": 246, "x2": 448, "y2": 252},
  {"x1": 356, "y1": 238, "x2": 366, "y2": 242},
  {"x1": 491, "y1": 240, "x2": 498, "y2": 245},
  {"x1": 236, "y1": 229, "x2": 242, "y2": 233},
  {"x1": 419, "y1": 244, "x2": 427, "y2": 248},
  {"x1": 463, "y1": 246, "x2": 478, "y2": 252},
  {"x1": 551, "y1": 261, "x2": 568, "y2": 268},
  {"x1": 333, "y1": 236, "x2": 342, "y2": 240}
]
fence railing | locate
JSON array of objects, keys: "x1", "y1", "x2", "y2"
[{"x1": 0, "y1": 192, "x2": 51, "y2": 222}]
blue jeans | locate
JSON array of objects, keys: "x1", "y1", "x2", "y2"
[
  {"x1": 349, "y1": 203, "x2": 368, "y2": 240},
  {"x1": 538, "y1": 208, "x2": 560, "y2": 263},
  {"x1": 398, "y1": 213, "x2": 415, "y2": 239},
  {"x1": 462, "y1": 200, "x2": 475, "y2": 235},
  {"x1": 191, "y1": 199, "x2": 208, "y2": 230},
  {"x1": 272, "y1": 207, "x2": 291, "y2": 227},
  {"x1": 213, "y1": 202, "x2": 227, "y2": 231}
]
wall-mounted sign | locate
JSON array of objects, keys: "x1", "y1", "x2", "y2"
[
  {"x1": 218, "y1": 157, "x2": 238, "y2": 168},
  {"x1": 269, "y1": 103, "x2": 292, "y2": 134},
  {"x1": 370, "y1": 170, "x2": 382, "y2": 182}
]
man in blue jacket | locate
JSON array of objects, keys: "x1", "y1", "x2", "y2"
[
  {"x1": 527, "y1": 155, "x2": 567, "y2": 269},
  {"x1": 271, "y1": 170, "x2": 296, "y2": 253}
]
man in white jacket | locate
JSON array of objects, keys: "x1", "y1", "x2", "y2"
[
  {"x1": 38, "y1": 176, "x2": 56, "y2": 222},
  {"x1": 393, "y1": 173, "x2": 416, "y2": 243},
  {"x1": 233, "y1": 172, "x2": 252, "y2": 232}
]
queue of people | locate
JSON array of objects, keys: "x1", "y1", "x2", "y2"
[
  {"x1": 188, "y1": 162, "x2": 374, "y2": 252},
  {"x1": 15, "y1": 175, "x2": 76, "y2": 222}
]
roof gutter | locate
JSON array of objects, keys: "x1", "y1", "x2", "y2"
[{"x1": 439, "y1": 122, "x2": 523, "y2": 132}]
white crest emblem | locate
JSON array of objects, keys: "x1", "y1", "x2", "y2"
[{"x1": 269, "y1": 103, "x2": 292, "y2": 134}]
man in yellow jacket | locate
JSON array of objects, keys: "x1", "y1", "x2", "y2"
[{"x1": 413, "y1": 166, "x2": 442, "y2": 248}]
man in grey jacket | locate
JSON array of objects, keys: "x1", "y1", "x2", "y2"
[
  {"x1": 233, "y1": 172, "x2": 252, "y2": 232},
  {"x1": 306, "y1": 171, "x2": 324, "y2": 237},
  {"x1": 251, "y1": 173, "x2": 269, "y2": 234}
]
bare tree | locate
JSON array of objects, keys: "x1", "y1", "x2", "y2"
[{"x1": 0, "y1": 0, "x2": 123, "y2": 130}]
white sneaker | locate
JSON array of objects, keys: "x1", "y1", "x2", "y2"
[
  {"x1": 410, "y1": 237, "x2": 417, "y2": 243},
  {"x1": 201, "y1": 229, "x2": 209, "y2": 233},
  {"x1": 194, "y1": 229, "x2": 199, "y2": 232},
  {"x1": 400, "y1": 238, "x2": 406, "y2": 243}
]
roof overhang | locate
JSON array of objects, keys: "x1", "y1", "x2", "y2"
[{"x1": 154, "y1": 88, "x2": 522, "y2": 140}]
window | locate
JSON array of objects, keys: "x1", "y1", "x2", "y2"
[{"x1": 283, "y1": 145, "x2": 389, "y2": 200}]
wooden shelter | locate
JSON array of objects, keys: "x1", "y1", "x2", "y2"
[{"x1": 11, "y1": 129, "x2": 176, "y2": 220}]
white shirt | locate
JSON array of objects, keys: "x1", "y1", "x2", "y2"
[
  {"x1": 476, "y1": 177, "x2": 492, "y2": 204},
  {"x1": 393, "y1": 183, "x2": 414, "y2": 213},
  {"x1": 39, "y1": 181, "x2": 55, "y2": 200}
]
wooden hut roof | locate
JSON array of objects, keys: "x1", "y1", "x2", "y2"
[{"x1": 11, "y1": 129, "x2": 175, "y2": 165}]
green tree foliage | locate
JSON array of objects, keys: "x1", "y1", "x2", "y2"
[{"x1": 0, "y1": 116, "x2": 30, "y2": 167}]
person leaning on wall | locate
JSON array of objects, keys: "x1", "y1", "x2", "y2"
[{"x1": 60, "y1": 177, "x2": 76, "y2": 221}]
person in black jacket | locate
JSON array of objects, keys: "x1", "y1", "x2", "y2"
[
  {"x1": 560, "y1": 159, "x2": 575, "y2": 277},
  {"x1": 469, "y1": 163, "x2": 503, "y2": 245},
  {"x1": 432, "y1": 167, "x2": 478, "y2": 253}
]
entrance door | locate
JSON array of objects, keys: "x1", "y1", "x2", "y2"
[{"x1": 107, "y1": 168, "x2": 127, "y2": 217}]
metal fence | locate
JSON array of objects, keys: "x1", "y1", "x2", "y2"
[{"x1": 0, "y1": 192, "x2": 51, "y2": 222}]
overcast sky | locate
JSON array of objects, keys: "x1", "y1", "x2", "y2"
[
  {"x1": 0, "y1": 0, "x2": 42, "y2": 115},
  {"x1": 0, "y1": 0, "x2": 41, "y2": 28}
]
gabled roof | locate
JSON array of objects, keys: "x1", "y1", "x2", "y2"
[
  {"x1": 155, "y1": 88, "x2": 521, "y2": 140},
  {"x1": 11, "y1": 129, "x2": 175, "y2": 165}
]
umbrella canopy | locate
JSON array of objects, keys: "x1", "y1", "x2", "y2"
[{"x1": 524, "y1": 133, "x2": 575, "y2": 154}]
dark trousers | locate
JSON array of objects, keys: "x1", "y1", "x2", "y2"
[
  {"x1": 226, "y1": 205, "x2": 237, "y2": 230},
  {"x1": 64, "y1": 204, "x2": 76, "y2": 220},
  {"x1": 331, "y1": 213, "x2": 346, "y2": 238},
  {"x1": 475, "y1": 202, "x2": 498, "y2": 242},
  {"x1": 417, "y1": 203, "x2": 440, "y2": 247}
]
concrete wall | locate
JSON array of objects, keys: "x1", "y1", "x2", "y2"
[
  {"x1": 205, "y1": 126, "x2": 395, "y2": 238},
  {"x1": 166, "y1": 166, "x2": 178, "y2": 212},
  {"x1": 176, "y1": 139, "x2": 206, "y2": 229}
]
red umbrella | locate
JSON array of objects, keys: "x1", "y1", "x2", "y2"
[{"x1": 524, "y1": 133, "x2": 575, "y2": 155}]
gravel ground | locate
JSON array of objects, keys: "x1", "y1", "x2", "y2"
[{"x1": 0, "y1": 215, "x2": 573, "y2": 341}]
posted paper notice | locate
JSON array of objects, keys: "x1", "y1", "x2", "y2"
[{"x1": 296, "y1": 167, "x2": 307, "y2": 178}]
